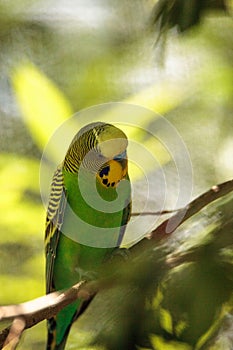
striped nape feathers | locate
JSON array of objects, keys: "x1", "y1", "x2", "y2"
[{"x1": 63, "y1": 122, "x2": 128, "y2": 174}]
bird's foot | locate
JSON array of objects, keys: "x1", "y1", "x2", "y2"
[
  {"x1": 75, "y1": 267, "x2": 98, "y2": 281},
  {"x1": 109, "y1": 247, "x2": 130, "y2": 263}
]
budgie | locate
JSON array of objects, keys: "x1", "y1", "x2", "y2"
[{"x1": 45, "y1": 122, "x2": 131, "y2": 349}]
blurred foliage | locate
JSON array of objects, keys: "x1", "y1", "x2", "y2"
[
  {"x1": 0, "y1": 0, "x2": 232, "y2": 349},
  {"x1": 0, "y1": 153, "x2": 44, "y2": 313},
  {"x1": 12, "y1": 63, "x2": 73, "y2": 153},
  {"x1": 151, "y1": 0, "x2": 228, "y2": 33}
]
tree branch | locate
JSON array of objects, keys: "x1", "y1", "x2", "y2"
[{"x1": 0, "y1": 281, "x2": 97, "y2": 349}]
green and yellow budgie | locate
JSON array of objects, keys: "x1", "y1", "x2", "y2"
[{"x1": 45, "y1": 122, "x2": 131, "y2": 349}]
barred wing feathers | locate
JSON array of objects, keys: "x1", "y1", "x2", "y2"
[{"x1": 45, "y1": 165, "x2": 67, "y2": 294}]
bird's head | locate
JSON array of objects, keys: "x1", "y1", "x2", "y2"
[{"x1": 63, "y1": 122, "x2": 128, "y2": 188}]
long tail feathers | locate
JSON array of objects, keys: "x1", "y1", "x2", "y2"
[{"x1": 46, "y1": 317, "x2": 71, "y2": 350}]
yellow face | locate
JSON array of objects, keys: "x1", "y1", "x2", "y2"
[
  {"x1": 96, "y1": 125, "x2": 128, "y2": 159},
  {"x1": 97, "y1": 158, "x2": 128, "y2": 188}
]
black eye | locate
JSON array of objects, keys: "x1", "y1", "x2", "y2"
[{"x1": 99, "y1": 165, "x2": 110, "y2": 178}]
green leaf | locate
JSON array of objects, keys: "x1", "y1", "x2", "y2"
[
  {"x1": 150, "y1": 335, "x2": 192, "y2": 350},
  {"x1": 12, "y1": 63, "x2": 73, "y2": 159}
]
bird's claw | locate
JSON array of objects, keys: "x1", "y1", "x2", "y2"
[
  {"x1": 75, "y1": 267, "x2": 97, "y2": 281},
  {"x1": 109, "y1": 247, "x2": 130, "y2": 262}
]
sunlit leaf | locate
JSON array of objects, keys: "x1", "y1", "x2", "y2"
[
  {"x1": 159, "y1": 307, "x2": 173, "y2": 334},
  {"x1": 12, "y1": 63, "x2": 73, "y2": 159},
  {"x1": 150, "y1": 335, "x2": 192, "y2": 350}
]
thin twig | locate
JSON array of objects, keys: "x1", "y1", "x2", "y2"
[
  {"x1": 3, "y1": 318, "x2": 25, "y2": 350},
  {"x1": 150, "y1": 179, "x2": 233, "y2": 239},
  {"x1": 131, "y1": 209, "x2": 179, "y2": 216}
]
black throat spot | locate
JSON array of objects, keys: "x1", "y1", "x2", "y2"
[{"x1": 99, "y1": 165, "x2": 110, "y2": 178}]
